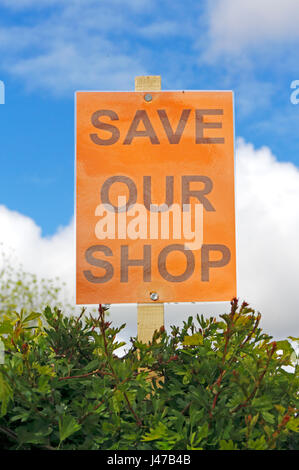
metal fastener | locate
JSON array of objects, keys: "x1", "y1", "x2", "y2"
[
  {"x1": 144, "y1": 93, "x2": 152, "y2": 102},
  {"x1": 150, "y1": 292, "x2": 159, "y2": 301}
]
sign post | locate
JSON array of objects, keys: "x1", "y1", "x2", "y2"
[
  {"x1": 135, "y1": 76, "x2": 164, "y2": 344},
  {"x1": 75, "y1": 79, "x2": 236, "y2": 342}
]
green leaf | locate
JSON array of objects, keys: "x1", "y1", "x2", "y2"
[
  {"x1": 142, "y1": 422, "x2": 175, "y2": 442},
  {"x1": 250, "y1": 413, "x2": 260, "y2": 429},
  {"x1": 183, "y1": 373, "x2": 191, "y2": 385},
  {"x1": 219, "y1": 439, "x2": 239, "y2": 450},
  {"x1": 183, "y1": 333, "x2": 203, "y2": 346},
  {"x1": 251, "y1": 396, "x2": 273, "y2": 411},
  {"x1": 0, "y1": 321, "x2": 13, "y2": 335},
  {"x1": 59, "y1": 415, "x2": 81, "y2": 443},
  {"x1": 286, "y1": 417, "x2": 299, "y2": 433},
  {"x1": 248, "y1": 436, "x2": 267, "y2": 450},
  {"x1": 0, "y1": 372, "x2": 13, "y2": 416},
  {"x1": 10, "y1": 409, "x2": 31, "y2": 423},
  {"x1": 275, "y1": 340, "x2": 294, "y2": 356},
  {"x1": 196, "y1": 423, "x2": 209, "y2": 442},
  {"x1": 261, "y1": 411, "x2": 275, "y2": 425},
  {"x1": 17, "y1": 428, "x2": 49, "y2": 446},
  {"x1": 23, "y1": 311, "x2": 41, "y2": 322},
  {"x1": 37, "y1": 375, "x2": 51, "y2": 393}
]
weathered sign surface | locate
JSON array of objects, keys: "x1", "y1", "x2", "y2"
[{"x1": 76, "y1": 91, "x2": 236, "y2": 304}]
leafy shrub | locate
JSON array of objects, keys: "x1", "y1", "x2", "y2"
[
  {"x1": 0, "y1": 249, "x2": 71, "y2": 314},
  {"x1": 0, "y1": 299, "x2": 298, "y2": 450}
]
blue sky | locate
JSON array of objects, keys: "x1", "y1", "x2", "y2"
[
  {"x1": 1, "y1": 0, "x2": 299, "y2": 235},
  {"x1": 0, "y1": 0, "x2": 299, "y2": 339}
]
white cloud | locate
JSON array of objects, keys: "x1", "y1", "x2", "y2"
[
  {"x1": 0, "y1": 0, "x2": 298, "y2": 97},
  {"x1": 235, "y1": 139, "x2": 299, "y2": 337},
  {"x1": 0, "y1": 0, "x2": 197, "y2": 95},
  {"x1": 0, "y1": 1, "x2": 152, "y2": 94},
  {"x1": 9, "y1": 43, "x2": 143, "y2": 94},
  {"x1": 0, "y1": 205, "x2": 75, "y2": 297},
  {"x1": 166, "y1": 140, "x2": 299, "y2": 340},
  {"x1": 0, "y1": 140, "x2": 298, "y2": 340},
  {"x1": 204, "y1": 0, "x2": 299, "y2": 57}
]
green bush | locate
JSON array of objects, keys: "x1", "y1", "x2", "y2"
[
  {"x1": 0, "y1": 249, "x2": 71, "y2": 315},
  {"x1": 0, "y1": 299, "x2": 298, "y2": 450}
]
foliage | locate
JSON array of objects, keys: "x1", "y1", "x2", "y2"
[
  {"x1": 0, "y1": 299, "x2": 298, "y2": 450},
  {"x1": 0, "y1": 249, "x2": 70, "y2": 315}
]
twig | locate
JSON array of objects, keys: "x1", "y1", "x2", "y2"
[
  {"x1": 181, "y1": 401, "x2": 192, "y2": 416},
  {"x1": 231, "y1": 342, "x2": 277, "y2": 414},
  {"x1": 58, "y1": 369, "x2": 112, "y2": 381},
  {"x1": 267, "y1": 412, "x2": 291, "y2": 449},
  {"x1": 0, "y1": 425, "x2": 17, "y2": 441},
  {"x1": 0, "y1": 425, "x2": 56, "y2": 450},
  {"x1": 239, "y1": 313, "x2": 261, "y2": 350},
  {"x1": 98, "y1": 304, "x2": 143, "y2": 428}
]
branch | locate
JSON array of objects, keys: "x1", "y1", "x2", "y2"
[
  {"x1": 239, "y1": 313, "x2": 261, "y2": 349},
  {"x1": 231, "y1": 342, "x2": 277, "y2": 414},
  {"x1": 0, "y1": 425, "x2": 56, "y2": 450},
  {"x1": 58, "y1": 369, "x2": 112, "y2": 381},
  {"x1": 0, "y1": 425, "x2": 17, "y2": 441},
  {"x1": 98, "y1": 304, "x2": 143, "y2": 428}
]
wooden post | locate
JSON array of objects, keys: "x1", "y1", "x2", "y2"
[{"x1": 135, "y1": 76, "x2": 164, "y2": 344}]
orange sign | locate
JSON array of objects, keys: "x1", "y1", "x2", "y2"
[{"x1": 75, "y1": 91, "x2": 236, "y2": 304}]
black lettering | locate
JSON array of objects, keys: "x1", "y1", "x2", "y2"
[
  {"x1": 121, "y1": 245, "x2": 151, "y2": 282},
  {"x1": 123, "y1": 110, "x2": 160, "y2": 145},
  {"x1": 143, "y1": 175, "x2": 174, "y2": 212},
  {"x1": 158, "y1": 244, "x2": 195, "y2": 282},
  {"x1": 201, "y1": 244, "x2": 231, "y2": 281},
  {"x1": 196, "y1": 109, "x2": 224, "y2": 144},
  {"x1": 83, "y1": 245, "x2": 114, "y2": 283},
  {"x1": 90, "y1": 110, "x2": 120, "y2": 145},
  {"x1": 157, "y1": 109, "x2": 191, "y2": 144},
  {"x1": 182, "y1": 175, "x2": 215, "y2": 212},
  {"x1": 101, "y1": 176, "x2": 137, "y2": 213}
]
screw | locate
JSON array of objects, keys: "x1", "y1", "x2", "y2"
[
  {"x1": 150, "y1": 292, "x2": 159, "y2": 301},
  {"x1": 144, "y1": 93, "x2": 152, "y2": 102}
]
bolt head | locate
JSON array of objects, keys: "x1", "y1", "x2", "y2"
[
  {"x1": 144, "y1": 93, "x2": 152, "y2": 102},
  {"x1": 150, "y1": 292, "x2": 159, "y2": 301}
]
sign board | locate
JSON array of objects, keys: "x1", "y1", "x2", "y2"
[{"x1": 75, "y1": 91, "x2": 236, "y2": 304}]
